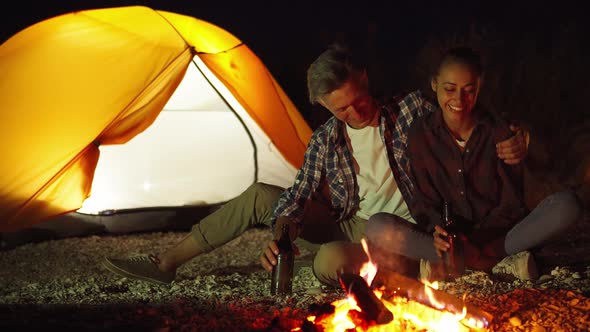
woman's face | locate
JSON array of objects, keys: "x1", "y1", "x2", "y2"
[{"x1": 431, "y1": 62, "x2": 481, "y2": 122}]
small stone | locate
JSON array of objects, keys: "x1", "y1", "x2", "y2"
[
  {"x1": 538, "y1": 274, "x2": 553, "y2": 281},
  {"x1": 305, "y1": 287, "x2": 323, "y2": 295},
  {"x1": 509, "y1": 316, "x2": 522, "y2": 327},
  {"x1": 530, "y1": 325, "x2": 546, "y2": 332}
]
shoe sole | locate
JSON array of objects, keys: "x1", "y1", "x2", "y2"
[
  {"x1": 102, "y1": 258, "x2": 172, "y2": 285},
  {"x1": 492, "y1": 251, "x2": 538, "y2": 281}
]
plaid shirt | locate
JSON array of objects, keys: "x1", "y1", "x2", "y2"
[{"x1": 270, "y1": 90, "x2": 435, "y2": 228}]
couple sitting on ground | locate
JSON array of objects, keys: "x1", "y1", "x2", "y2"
[{"x1": 103, "y1": 43, "x2": 583, "y2": 287}]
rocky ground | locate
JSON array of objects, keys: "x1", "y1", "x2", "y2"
[{"x1": 0, "y1": 215, "x2": 589, "y2": 332}]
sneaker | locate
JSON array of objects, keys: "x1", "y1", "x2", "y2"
[
  {"x1": 102, "y1": 254, "x2": 175, "y2": 285},
  {"x1": 492, "y1": 250, "x2": 538, "y2": 281},
  {"x1": 419, "y1": 259, "x2": 448, "y2": 282}
]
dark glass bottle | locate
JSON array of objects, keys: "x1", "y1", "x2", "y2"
[
  {"x1": 270, "y1": 224, "x2": 294, "y2": 295},
  {"x1": 441, "y1": 201, "x2": 465, "y2": 280}
]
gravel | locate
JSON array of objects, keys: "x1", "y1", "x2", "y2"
[{"x1": 1, "y1": 219, "x2": 589, "y2": 331}]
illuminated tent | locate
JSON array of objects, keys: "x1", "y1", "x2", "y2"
[{"x1": 0, "y1": 6, "x2": 312, "y2": 233}]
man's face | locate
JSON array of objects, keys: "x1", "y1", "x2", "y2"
[
  {"x1": 318, "y1": 72, "x2": 378, "y2": 129},
  {"x1": 431, "y1": 62, "x2": 480, "y2": 122}
]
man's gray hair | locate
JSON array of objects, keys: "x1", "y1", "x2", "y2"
[{"x1": 306, "y1": 43, "x2": 366, "y2": 104}]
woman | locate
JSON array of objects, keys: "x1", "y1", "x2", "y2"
[{"x1": 366, "y1": 47, "x2": 582, "y2": 281}]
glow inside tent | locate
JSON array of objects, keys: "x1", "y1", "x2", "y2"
[{"x1": 0, "y1": 6, "x2": 312, "y2": 232}]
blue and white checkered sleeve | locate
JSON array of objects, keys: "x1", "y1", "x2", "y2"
[{"x1": 270, "y1": 130, "x2": 326, "y2": 231}]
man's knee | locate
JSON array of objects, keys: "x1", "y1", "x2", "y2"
[
  {"x1": 248, "y1": 182, "x2": 284, "y2": 204},
  {"x1": 312, "y1": 242, "x2": 365, "y2": 287}
]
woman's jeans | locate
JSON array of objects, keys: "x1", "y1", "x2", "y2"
[{"x1": 366, "y1": 191, "x2": 583, "y2": 276}]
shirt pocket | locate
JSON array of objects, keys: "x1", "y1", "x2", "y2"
[{"x1": 326, "y1": 169, "x2": 345, "y2": 205}]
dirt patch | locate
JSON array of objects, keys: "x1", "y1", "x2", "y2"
[{"x1": 1, "y1": 217, "x2": 589, "y2": 331}]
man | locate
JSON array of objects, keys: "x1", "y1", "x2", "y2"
[{"x1": 103, "y1": 43, "x2": 527, "y2": 287}]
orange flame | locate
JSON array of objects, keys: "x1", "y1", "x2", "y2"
[
  {"x1": 360, "y1": 238, "x2": 377, "y2": 285},
  {"x1": 299, "y1": 238, "x2": 486, "y2": 332},
  {"x1": 304, "y1": 284, "x2": 473, "y2": 332}
]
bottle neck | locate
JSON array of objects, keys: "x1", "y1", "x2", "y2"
[
  {"x1": 443, "y1": 209, "x2": 457, "y2": 234},
  {"x1": 278, "y1": 224, "x2": 292, "y2": 251},
  {"x1": 442, "y1": 202, "x2": 451, "y2": 219}
]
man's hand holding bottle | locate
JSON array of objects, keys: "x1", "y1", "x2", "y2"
[{"x1": 260, "y1": 217, "x2": 300, "y2": 272}]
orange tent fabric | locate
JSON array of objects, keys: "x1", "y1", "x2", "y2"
[{"x1": 0, "y1": 6, "x2": 311, "y2": 232}]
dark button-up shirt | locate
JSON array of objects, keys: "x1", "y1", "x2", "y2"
[
  {"x1": 406, "y1": 107, "x2": 528, "y2": 254},
  {"x1": 270, "y1": 90, "x2": 435, "y2": 229}
]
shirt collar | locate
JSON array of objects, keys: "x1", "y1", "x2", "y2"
[
  {"x1": 430, "y1": 106, "x2": 493, "y2": 133},
  {"x1": 330, "y1": 107, "x2": 384, "y2": 145}
]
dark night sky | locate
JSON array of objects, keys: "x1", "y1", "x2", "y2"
[{"x1": 2, "y1": 0, "x2": 587, "y2": 128}]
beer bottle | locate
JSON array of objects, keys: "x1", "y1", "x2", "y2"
[
  {"x1": 270, "y1": 223, "x2": 294, "y2": 295},
  {"x1": 441, "y1": 201, "x2": 465, "y2": 280}
]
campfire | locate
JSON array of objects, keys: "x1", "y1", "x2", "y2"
[{"x1": 295, "y1": 240, "x2": 493, "y2": 332}]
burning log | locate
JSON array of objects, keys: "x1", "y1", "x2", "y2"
[
  {"x1": 338, "y1": 273, "x2": 394, "y2": 325},
  {"x1": 303, "y1": 240, "x2": 493, "y2": 331},
  {"x1": 370, "y1": 267, "x2": 493, "y2": 331}
]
